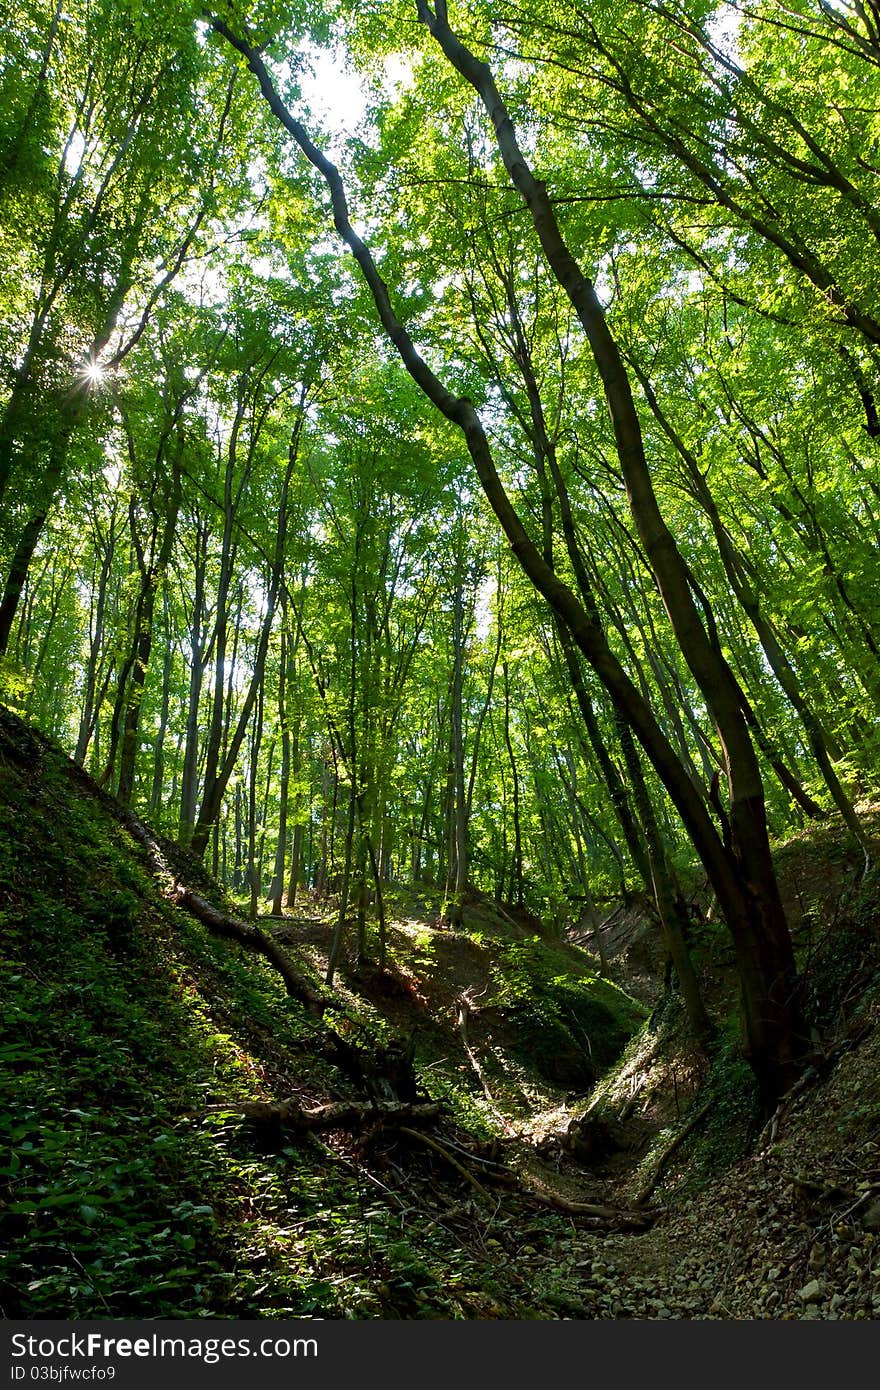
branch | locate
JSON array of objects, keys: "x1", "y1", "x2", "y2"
[{"x1": 120, "y1": 807, "x2": 328, "y2": 1017}]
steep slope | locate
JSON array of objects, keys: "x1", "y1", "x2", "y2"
[
  {"x1": 0, "y1": 709, "x2": 644, "y2": 1319},
  {"x1": 3, "y1": 707, "x2": 878, "y2": 1320}
]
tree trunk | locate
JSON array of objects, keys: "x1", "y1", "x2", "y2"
[
  {"x1": 443, "y1": 572, "x2": 468, "y2": 927},
  {"x1": 271, "y1": 623, "x2": 291, "y2": 916},
  {"x1": 217, "y1": 17, "x2": 803, "y2": 1100}
]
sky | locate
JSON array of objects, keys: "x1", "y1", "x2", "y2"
[{"x1": 297, "y1": 43, "x2": 414, "y2": 155}]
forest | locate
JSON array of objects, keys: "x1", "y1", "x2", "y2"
[{"x1": 1, "y1": 0, "x2": 880, "y2": 1323}]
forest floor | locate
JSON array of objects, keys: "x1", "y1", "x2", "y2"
[
  {"x1": 2, "y1": 706, "x2": 879, "y2": 1319},
  {"x1": 258, "y1": 823, "x2": 880, "y2": 1319}
]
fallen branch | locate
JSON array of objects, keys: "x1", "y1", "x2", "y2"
[
  {"x1": 120, "y1": 809, "x2": 327, "y2": 1017},
  {"x1": 397, "y1": 1125, "x2": 492, "y2": 1200},
  {"x1": 455, "y1": 993, "x2": 518, "y2": 1135},
  {"x1": 632, "y1": 1098, "x2": 713, "y2": 1206},
  {"x1": 219, "y1": 1097, "x2": 444, "y2": 1133},
  {"x1": 517, "y1": 1181, "x2": 655, "y2": 1228}
]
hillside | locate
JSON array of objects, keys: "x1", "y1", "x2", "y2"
[
  {"x1": 0, "y1": 708, "x2": 646, "y2": 1319},
  {"x1": 2, "y1": 708, "x2": 879, "y2": 1320}
]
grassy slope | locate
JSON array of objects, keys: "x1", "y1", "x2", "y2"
[{"x1": 0, "y1": 710, "x2": 644, "y2": 1319}]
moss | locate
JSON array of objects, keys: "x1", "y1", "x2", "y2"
[
  {"x1": 798, "y1": 866, "x2": 880, "y2": 1034},
  {"x1": 488, "y1": 938, "x2": 646, "y2": 1090}
]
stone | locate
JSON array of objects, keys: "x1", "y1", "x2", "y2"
[{"x1": 798, "y1": 1279, "x2": 825, "y2": 1304}]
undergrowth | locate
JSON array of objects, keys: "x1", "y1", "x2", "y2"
[{"x1": 0, "y1": 714, "x2": 613, "y2": 1318}]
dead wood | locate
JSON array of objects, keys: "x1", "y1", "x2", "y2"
[
  {"x1": 455, "y1": 992, "x2": 518, "y2": 1135},
  {"x1": 632, "y1": 1097, "x2": 714, "y2": 1206},
  {"x1": 517, "y1": 1181, "x2": 656, "y2": 1228},
  {"x1": 222, "y1": 1097, "x2": 444, "y2": 1132},
  {"x1": 326, "y1": 1029, "x2": 420, "y2": 1102},
  {"x1": 120, "y1": 808, "x2": 327, "y2": 1017},
  {"x1": 172, "y1": 884, "x2": 327, "y2": 1017},
  {"x1": 397, "y1": 1125, "x2": 493, "y2": 1199}
]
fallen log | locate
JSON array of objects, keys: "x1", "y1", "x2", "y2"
[
  {"x1": 221, "y1": 1097, "x2": 444, "y2": 1132},
  {"x1": 120, "y1": 808, "x2": 327, "y2": 1018},
  {"x1": 517, "y1": 1183, "x2": 656, "y2": 1229},
  {"x1": 171, "y1": 885, "x2": 327, "y2": 1017}
]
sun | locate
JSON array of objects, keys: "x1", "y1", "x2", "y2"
[{"x1": 79, "y1": 357, "x2": 107, "y2": 389}]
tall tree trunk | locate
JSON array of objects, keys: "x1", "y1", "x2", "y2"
[
  {"x1": 443, "y1": 573, "x2": 468, "y2": 927},
  {"x1": 218, "y1": 17, "x2": 803, "y2": 1098},
  {"x1": 191, "y1": 581, "x2": 278, "y2": 858},
  {"x1": 178, "y1": 516, "x2": 211, "y2": 845},
  {"x1": 271, "y1": 623, "x2": 292, "y2": 916},
  {"x1": 149, "y1": 594, "x2": 174, "y2": 817},
  {"x1": 0, "y1": 430, "x2": 72, "y2": 657},
  {"x1": 636, "y1": 362, "x2": 868, "y2": 863},
  {"x1": 247, "y1": 685, "x2": 265, "y2": 921},
  {"x1": 117, "y1": 462, "x2": 181, "y2": 806},
  {"x1": 501, "y1": 660, "x2": 524, "y2": 909},
  {"x1": 326, "y1": 781, "x2": 357, "y2": 986}
]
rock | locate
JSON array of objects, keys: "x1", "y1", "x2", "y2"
[
  {"x1": 798, "y1": 1279, "x2": 825, "y2": 1304},
  {"x1": 808, "y1": 1244, "x2": 826, "y2": 1271},
  {"x1": 861, "y1": 1199, "x2": 880, "y2": 1231}
]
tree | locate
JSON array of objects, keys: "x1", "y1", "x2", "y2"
[{"x1": 210, "y1": 11, "x2": 803, "y2": 1098}]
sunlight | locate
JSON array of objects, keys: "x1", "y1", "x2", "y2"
[{"x1": 79, "y1": 357, "x2": 107, "y2": 389}]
